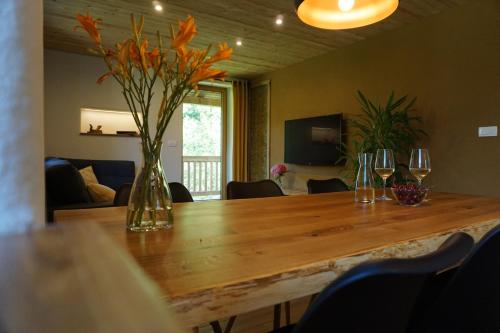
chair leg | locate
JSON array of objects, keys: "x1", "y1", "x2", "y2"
[
  {"x1": 285, "y1": 301, "x2": 291, "y2": 325},
  {"x1": 210, "y1": 316, "x2": 237, "y2": 333},
  {"x1": 210, "y1": 321, "x2": 223, "y2": 333},
  {"x1": 273, "y1": 304, "x2": 281, "y2": 330},
  {"x1": 225, "y1": 316, "x2": 237, "y2": 333}
]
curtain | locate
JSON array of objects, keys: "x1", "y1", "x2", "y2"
[{"x1": 232, "y1": 80, "x2": 249, "y2": 182}]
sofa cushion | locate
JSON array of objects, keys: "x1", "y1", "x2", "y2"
[
  {"x1": 45, "y1": 158, "x2": 91, "y2": 206},
  {"x1": 87, "y1": 183, "x2": 116, "y2": 203},
  {"x1": 79, "y1": 166, "x2": 99, "y2": 186}
]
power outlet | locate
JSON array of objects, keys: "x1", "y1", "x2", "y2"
[{"x1": 478, "y1": 126, "x2": 497, "y2": 137}]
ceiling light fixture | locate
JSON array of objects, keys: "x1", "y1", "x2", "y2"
[
  {"x1": 152, "y1": 1, "x2": 163, "y2": 12},
  {"x1": 275, "y1": 15, "x2": 284, "y2": 25},
  {"x1": 294, "y1": 0, "x2": 398, "y2": 30},
  {"x1": 236, "y1": 39, "x2": 243, "y2": 46}
]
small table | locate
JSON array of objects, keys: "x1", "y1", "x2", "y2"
[{"x1": 55, "y1": 192, "x2": 500, "y2": 328}]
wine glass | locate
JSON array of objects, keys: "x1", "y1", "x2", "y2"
[
  {"x1": 409, "y1": 148, "x2": 431, "y2": 186},
  {"x1": 375, "y1": 149, "x2": 395, "y2": 201}
]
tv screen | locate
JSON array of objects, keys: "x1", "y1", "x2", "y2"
[{"x1": 284, "y1": 114, "x2": 344, "y2": 166}]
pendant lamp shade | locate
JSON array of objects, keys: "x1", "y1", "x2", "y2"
[{"x1": 295, "y1": 0, "x2": 399, "y2": 30}]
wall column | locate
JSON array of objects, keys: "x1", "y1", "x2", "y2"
[{"x1": 0, "y1": 0, "x2": 44, "y2": 233}]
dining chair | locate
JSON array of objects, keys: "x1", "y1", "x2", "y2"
[
  {"x1": 268, "y1": 232, "x2": 474, "y2": 333},
  {"x1": 114, "y1": 182, "x2": 194, "y2": 206},
  {"x1": 226, "y1": 179, "x2": 288, "y2": 329},
  {"x1": 169, "y1": 182, "x2": 194, "y2": 203},
  {"x1": 306, "y1": 178, "x2": 349, "y2": 194},
  {"x1": 113, "y1": 183, "x2": 132, "y2": 206},
  {"x1": 415, "y1": 226, "x2": 500, "y2": 333},
  {"x1": 226, "y1": 180, "x2": 284, "y2": 199}
]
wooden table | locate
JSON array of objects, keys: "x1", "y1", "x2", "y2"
[
  {"x1": 0, "y1": 223, "x2": 186, "y2": 333},
  {"x1": 55, "y1": 192, "x2": 500, "y2": 328}
]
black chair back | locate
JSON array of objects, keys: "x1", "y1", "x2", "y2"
[
  {"x1": 113, "y1": 183, "x2": 132, "y2": 206},
  {"x1": 227, "y1": 180, "x2": 284, "y2": 200},
  {"x1": 169, "y1": 182, "x2": 194, "y2": 203},
  {"x1": 290, "y1": 233, "x2": 474, "y2": 333},
  {"x1": 417, "y1": 226, "x2": 500, "y2": 333},
  {"x1": 307, "y1": 178, "x2": 349, "y2": 194}
]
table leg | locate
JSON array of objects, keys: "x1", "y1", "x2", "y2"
[{"x1": 273, "y1": 304, "x2": 281, "y2": 329}]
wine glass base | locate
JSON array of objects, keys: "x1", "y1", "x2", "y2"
[{"x1": 376, "y1": 195, "x2": 393, "y2": 201}]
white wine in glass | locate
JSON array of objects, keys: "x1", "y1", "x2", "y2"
[
  {"x1": 375, "y1": 149, "x2": 395, "y2": 201},
  {"x1": 409, "y1": 148, "x2": 431, "y2": 185}
]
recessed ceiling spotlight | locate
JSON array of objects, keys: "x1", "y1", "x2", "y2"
[
  {"x1": 275, "y1": 15, "x2": 284, "y2": 25},
  {"x1": 236, "y1": 39, "x2": 243, "y2": 46},
  {"x1": 152, "y1": 1, "x2": 163, "y2": 12}
]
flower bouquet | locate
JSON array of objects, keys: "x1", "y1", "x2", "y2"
[
  {"x1": 75, "y1": 13, "x2": 232, "y2": 231},
  {"x1": 270, "y1": 164, "x2": 288, "y2": 187}
]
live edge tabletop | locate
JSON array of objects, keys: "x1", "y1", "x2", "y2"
[{"x1": 55, "y1": 192, "x2": 500, "y2": 328}]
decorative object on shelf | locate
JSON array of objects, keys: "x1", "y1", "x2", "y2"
[
  {"x1": 75, "y1": 13, "x2": 232, "y2": 231},
  {"x1": 295, "y1": 0, "x2": 399, "y2": 30},
  {"x1": 355, "y1": 153, "x2": 375, "y2": 204},
  {"x1": 341, "y1": 91, "x2": 427, "y2": 186},
  {"x1": 391, "y1": 183, "x2": 429, "y2": 207},
  {"x1": 87, "y1": 124, "x2": 103, "y2": 134},
  {"x1": 270, "y1": 163, "x2": 288, "y2": 187}
]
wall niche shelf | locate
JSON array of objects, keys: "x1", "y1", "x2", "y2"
[
  {"x1": 80, "y1": 107, "x2": 141, "y2": 137},
  {"x1": 79, "y1": 133, "x2": 139, "y2": 138}
]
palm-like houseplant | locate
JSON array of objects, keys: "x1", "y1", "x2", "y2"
[{"x1": 344, "y1": 91, "x2": 427, "y2": 185}]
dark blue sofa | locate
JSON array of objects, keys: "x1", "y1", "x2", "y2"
[{"x1": 45, "y1": 157, "x2": 135, "y2": 222}]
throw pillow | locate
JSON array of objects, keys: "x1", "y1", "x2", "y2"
[
  {"x1": 79, "y1": 166, "x2": 99, "y2": 186},
  {"x1": 87, "y1": 183, "x2": 116, "y2": 203}
]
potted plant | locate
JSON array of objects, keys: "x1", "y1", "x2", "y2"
[{"x1": 342, "y1": 91, "x2": 427, "y2": 186}]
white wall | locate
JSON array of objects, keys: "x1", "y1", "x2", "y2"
[
  {"x1": 44, "y1": 50, "x2": 183, "y2": 182},
  {"x1": 0, "y1": 0, "x2": 45, "y2": 232}
]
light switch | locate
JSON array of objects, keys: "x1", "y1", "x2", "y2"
[
  {"x1": 478, "y1": 126, "x2": 497, "y2": 137},
  {"x1": 167, "y1": 140, "x2": 177, "y2": 147}
]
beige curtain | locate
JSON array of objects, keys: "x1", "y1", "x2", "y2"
[{"x1": 232, "y1": 80, "x2": 249, "y2": 182}]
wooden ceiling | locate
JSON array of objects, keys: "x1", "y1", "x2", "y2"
[{"x1": 44, "y1": 0, "x2": 467, "y2": 79}]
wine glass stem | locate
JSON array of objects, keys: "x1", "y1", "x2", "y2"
[
  {"x1": 382, "y1": 178, "x2": 387, "y2": 198},
  {"x1": 418, "y1": 179, "x2": 422, "y2": 186}
]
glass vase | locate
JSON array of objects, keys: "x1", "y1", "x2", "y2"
[
  {"x1": 127, "y1": 143, "x2": 173, "y2": 231},
  {"x1": 355, "y1": 153, "x2": 375, "y2": 204}
]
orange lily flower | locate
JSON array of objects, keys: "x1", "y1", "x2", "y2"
[
  {"x1": 190, "y1": 49, "x2": 208, "y2": 69},
  {"x1": 139, "y1": 40, "x2": 150, "y2": 72},
  {"x1": 177, "y1": 47, "x2": 194, "y2": 73},
  {"x1": 148, "y1": 47, "x2": 161, "y2": 69},
  {"x1": 208, "y1": 43, "x2": 233, "y2": 64},
  {"x1": 188, "y1": 67, "x2": 226, "y2": 86},
  {"x1": 75, "y1": 14, "x2": 102, "y2": 45},
  {"x1": 129, "y1": 42, "x2": 141, "y2": 66},
  {"x1": 97, "y1": 71, "x2": 116, "y2": 84},
  {"x1": 171, "y1": 15, "x2": 197, "y2": 50}
]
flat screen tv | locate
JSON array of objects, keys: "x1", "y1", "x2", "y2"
[{"x1": 284, "y1": 114, "x2": 344, "y2": 166}]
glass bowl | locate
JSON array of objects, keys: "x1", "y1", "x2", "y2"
[{"x1": 391, "y1": 184, "x2": 429, "y2": 207}]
